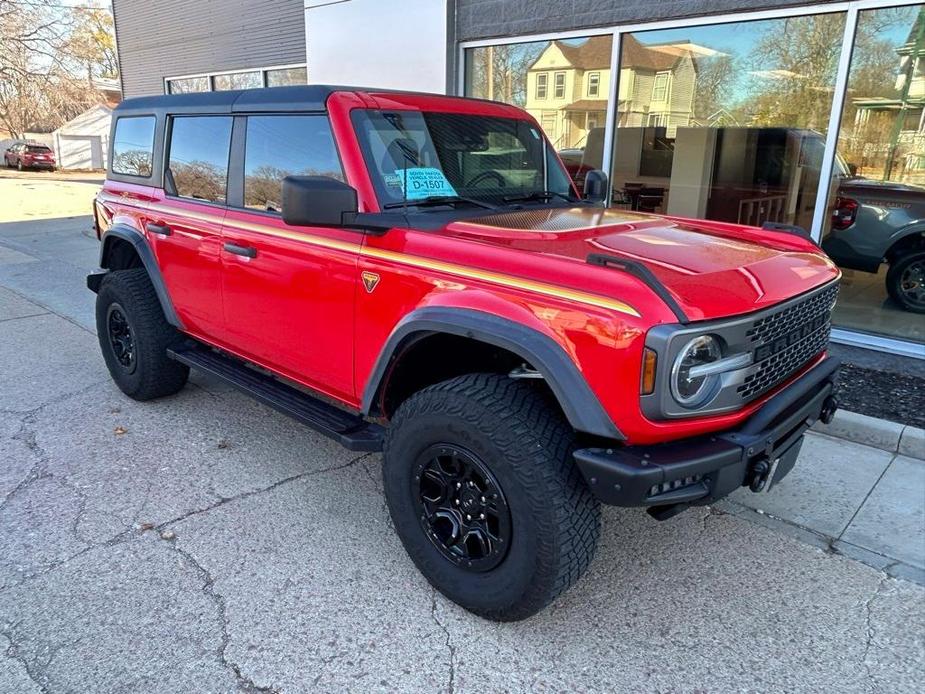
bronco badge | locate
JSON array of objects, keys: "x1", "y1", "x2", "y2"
[{"x1": 361, "y1": 271, "x2": 380, "y2": 293}]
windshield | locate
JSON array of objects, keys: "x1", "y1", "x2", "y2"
[{"x1": 352, "y1": 109, "x2": 575, "y2": 209}]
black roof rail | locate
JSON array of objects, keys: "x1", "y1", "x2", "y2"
[{"x1": 586, "y1": 253, "x2": 689, "y2": 324}]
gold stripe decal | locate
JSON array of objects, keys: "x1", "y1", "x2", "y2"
[{"x1": 143, "y1": 203, "x2": 640, "y2": 317}]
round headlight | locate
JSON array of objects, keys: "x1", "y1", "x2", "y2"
[{"x1": 671, "y1": 335, "x2": 722, "y2": 407}]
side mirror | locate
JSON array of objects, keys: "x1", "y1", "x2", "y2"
[
  {"x1": 282, "y1": 175, "x2": 358, "y2": 227},
  {"x1": 583, "y1": 169, "x2": 608, "y2": 203}
]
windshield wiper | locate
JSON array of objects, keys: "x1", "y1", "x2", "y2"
[
  {"x1": 502, "y1": 191, "x2": 585, "y2": 204},
  {"x1": 383, "y1": 195, "x2": 497, "y2": 210}
]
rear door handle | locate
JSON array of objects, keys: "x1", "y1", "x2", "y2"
[
  {"x1": 223, "y1": 242, "x2": 257, "y2": 258},
  {"x1": 146, "y1": 221, "x2": 172, "y2": 236}
]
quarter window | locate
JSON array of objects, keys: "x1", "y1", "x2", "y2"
[
  {"x1": 111, "y1": 116, "x2": 156, "y2": 177},
  {"x1": 167, "y1": 116, "x2": 233, "y2": 203},
  {"x1": 536, "y1": 73, "x2": 548, "y2": 99},
  {"x1": 554, "y1": 72, "x2": 566, "y2": 99},
  {"x1": 243, "y1": 115, "x2": 343, "y2": 212}
]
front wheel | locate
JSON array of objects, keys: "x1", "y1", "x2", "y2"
[
  {"x1": 95, "y1": 268, "x2": 189, "y2": 400},
  {"x1": 886, "y1": 251, "x2": 925, "y2": 314},
  {"x1": 383, "y1": 373, "x2": 601, "y2": 621}
]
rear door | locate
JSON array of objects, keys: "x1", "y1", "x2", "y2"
[
  {"x1": 219, "y1": 113, "x2": 360, "y2": 402},
  {"x1": 147, "y1": 115, "x2": 232, "y2": 338}
]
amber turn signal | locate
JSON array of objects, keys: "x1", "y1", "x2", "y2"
[{"x1": 641, "y1": 348, "x2": 657, "y2": 395}]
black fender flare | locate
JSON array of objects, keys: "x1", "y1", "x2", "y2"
[
  {"x1": 90, "y1": 224, "x2": 183, "y2": 329},
  {"x1": 361, "y1": 307, "x2": 624, "y2": 440}
]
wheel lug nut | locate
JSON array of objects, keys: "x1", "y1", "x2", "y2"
[
  {"x1": 479, "y1": 513, "x2": 485, "y2": 520},
  {"x1": 480, "y1": 496, "x2": 486, "y2": 503},
  {"x1": 456, "y1": 482, "x2": 461, "y2": 489},
  {"x1": 453, "y1": 499, "x2": 459, "y2": 505},
  {"x1": 466, "y1": 514, "x2": 471, "y2": 520}
]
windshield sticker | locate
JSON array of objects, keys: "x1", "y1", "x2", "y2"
[{"x1": 392, "y1": 167, "x2": 458, "y2": 200}]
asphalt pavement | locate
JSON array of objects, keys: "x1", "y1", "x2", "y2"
[{"x1": 1, "y1": 172, "x2": 923, "y2": 692}]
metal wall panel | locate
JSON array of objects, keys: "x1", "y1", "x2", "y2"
[{"x1": 112, "y1": 0, "x2": 306, "y2": 97}]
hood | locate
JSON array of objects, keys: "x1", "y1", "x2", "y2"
[{"x1": 445, "y1": 207, "x2": 838, "y2": 321}]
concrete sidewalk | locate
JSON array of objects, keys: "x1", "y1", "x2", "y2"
[{"x1": 719, "y1": 417, "x2": 925, "y2": 584}]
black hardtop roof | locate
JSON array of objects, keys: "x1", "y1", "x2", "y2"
[{"x1": 113, "y1": 84, "x2": 482, "y2": 117}]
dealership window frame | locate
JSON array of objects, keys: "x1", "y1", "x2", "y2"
[
  {"x1": 458, "y1": 0, "x2": 925, "y2": 359},
  {"x1": 163, "y1": 63, "x2": 308, "y2": 94}
]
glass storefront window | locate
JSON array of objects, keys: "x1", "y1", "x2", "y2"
[
  {"x1": 610, "y1": 13, "x2": 846, "y2": 233},
  {"x1": 212, "y1": 70, "x2": 263, "y2": 91},
  {"x1": 266, "y1": 66, "x2": 308, "y2": 87},
  {"x1": 823, "y1": 5, "x2": 925, "y2": 341},
  {"x1": 465, "y1": 36, "x2": 614, "y2": 191},
  {"x1": 166, "y1": 76, "x2": 210, "y2": 94}
]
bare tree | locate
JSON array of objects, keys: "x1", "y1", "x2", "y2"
[{"x1": 0, "y1": 0, "x2": 116, "y2": 138}]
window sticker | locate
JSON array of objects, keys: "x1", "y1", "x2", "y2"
[{"x1": 392, "y1": 167, "x2": 458, "y2": 199}]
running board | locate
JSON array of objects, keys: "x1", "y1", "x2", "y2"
[{"x1": 167, "y1": 345, "x2": 384, "y2": 452}]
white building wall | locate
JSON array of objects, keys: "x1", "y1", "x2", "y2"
[{"x1": 304, "y1": 0, "x2": 450, "y2": 93}]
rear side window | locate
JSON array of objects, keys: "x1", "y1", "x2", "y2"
[
  {"x1": 167, "y1": 116, "x2": 233, "y2": 203},
  {"x1": 243, "y1": 115, "x2": 343, "y2": 212},
  {"x1": 112, "y1": 116, "x2": 155, "y2": 176}
]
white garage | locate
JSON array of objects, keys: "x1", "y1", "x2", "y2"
[{"x1": 52, "y1": 105, "x2": 113, "y2": 170}]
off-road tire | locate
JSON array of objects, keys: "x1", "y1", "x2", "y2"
[
  {"x1": 95, "y1": 268, "x2": 189, "y2": 400},
  {"x1": 886, "y1": 251, "x2": 925, "y2": 314},
  {"x1": 383, "y1": 373, "x2": 601, "y2": 621}
]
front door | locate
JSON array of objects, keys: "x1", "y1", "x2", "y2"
[
  {"x1": 219, "y1": 114, "x2": 359, "y2": 403},
  {"x1": 148, "y1": 115, "x2": 233, "y2": 338}
]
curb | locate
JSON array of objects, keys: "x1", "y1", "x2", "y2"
[{"x1": 811, "y1": 409, "x2": 924, "y2": 460}]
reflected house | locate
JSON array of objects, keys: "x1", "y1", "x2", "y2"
[
  {"x1": 849, "y1": 10, "x2": 925, "y2": 182},
  {"x1": 524, "y1": 36, "x2": 696, "y2": 150}
]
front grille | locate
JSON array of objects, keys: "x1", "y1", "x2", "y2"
[
  {"x1": 745, "y1": 283, "x2": 839, "y2": 346},
  {"x1": 737, "y1": 283, "x2": 838, "y2": 400}
]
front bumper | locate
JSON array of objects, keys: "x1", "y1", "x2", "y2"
[{"x1": 574, "y1": 357, "x2": 839, "y2": 513}]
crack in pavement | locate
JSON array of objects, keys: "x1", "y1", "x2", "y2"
[
  {"x1": 1, "y1": 626, "x2": 51, "y2": 694},
  {"x1": 165, "y1": 539, "x2": 279, "y2": 693},
  {"x1": 154, "y1": 451, "x2": 375, "y2": 533},
  {"x1": 860, "y1": 573, "x2": 891, "y2": 692},
  {"x1": 430, "y1": 588, "x2": 457, "y2": 694}
]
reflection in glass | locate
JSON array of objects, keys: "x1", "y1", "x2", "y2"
[
  {"x1": 610, "y1": 13, "x2": 845, "y2": 233},
  {"x1": 167, "y1": 117, "x2": 233, "y2": 203},
  {"x1": 465, "y1": 36, "x2": 614, "y2": 191},
  {"x1": 111, "y1": 116, "x2": 155, "y2": 176},
  {"x1": 822, "y1": 5, "x2": 925, "y2": 340},
  {"x1": 266, "y1": 67, "x2": 308, "y2": 87},
  {"x1": 213, "y1": 71, "x2": 262, "y2": 91},
  {"x1": 244, "y1": 115, "x2": 343, "y2": 212},
  {"x1": 167, "y1": 76, "x2": 209, "y2": 94}
]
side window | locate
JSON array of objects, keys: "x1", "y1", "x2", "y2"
[
  {"x1": 243, "y1": 115, "x2": 343, "y2": 212},
  {"x1": 167, "y1": 116, "x2": 232, "y2": 203},
  {"x1": 112, "y1": 116, "x2": 155, "y2": 176}
]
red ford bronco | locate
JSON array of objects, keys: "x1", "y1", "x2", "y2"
[{"x1": 89, "y1": 86, "x2": 840, "y2": 621}]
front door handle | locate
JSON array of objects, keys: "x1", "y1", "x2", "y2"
[
  {"x1": 223, "y1": 242, "x2": 257, "y2": 258},
  {"x1": 146, "y1": 221, "x2": 172, "y2": 236}
]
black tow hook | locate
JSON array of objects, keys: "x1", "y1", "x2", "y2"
[
  {"x1": 748, "y1": 458, "x2": 772, "y2": 493},
  {"x1": 820, "y1": 395, "x2": 839, "y2": 425}
]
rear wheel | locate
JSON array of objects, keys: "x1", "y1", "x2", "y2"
[
  {"x1": 383, "y1": 373, "x2": 601, "y2": 621},
  {"x1": 95, "y1": 268, "x2": 189, "y2": 400},
  {"x1": 886, "y1": 251, "x2": 925, "y2": 314}
]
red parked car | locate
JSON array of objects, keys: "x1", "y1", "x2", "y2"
[
  {"x1": 88, "y1": 86, "x2": 841, "y2": 621},
  {"x1": 4, "y1": 141, "x2": 56, "y2": 170}
]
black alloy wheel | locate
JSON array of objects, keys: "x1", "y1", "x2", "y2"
[
  {"x1": 413, "y1": 443, "x2": 512, "y2": 572},
  {"x1": 106, "y1": 303, "x2": 137, "y2": 372}
]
